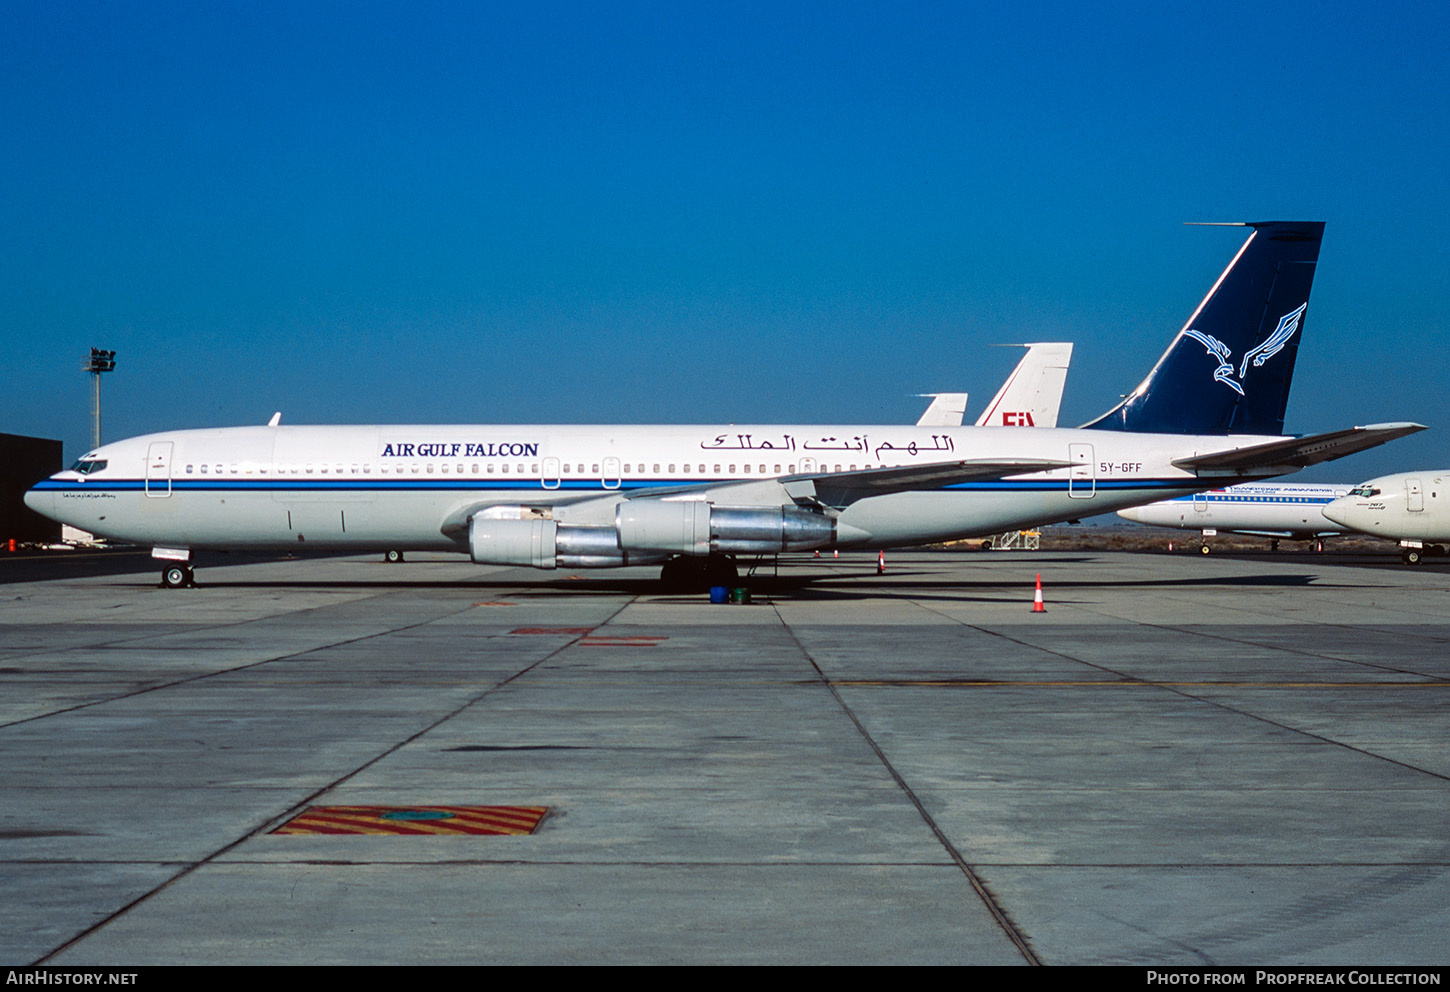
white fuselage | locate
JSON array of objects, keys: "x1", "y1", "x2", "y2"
[
  {"x1": 27, "y1": 422, "x2": 1283, "y2": 558},
  {"x1": 1117, "y1": 483, "x2": 1351, "y2": 539},
  {"x1": 1324, "y1": 471, "x2": 1450, "y2": 545}
]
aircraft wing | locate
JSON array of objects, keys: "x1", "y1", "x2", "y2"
[
  {"x1": 785, "y1": 458, "x2": 1072, "y2": 507},
  {"x1": 1172, "y1": 423, "x2": 1427, "y2": 477},
  {"x1": 537, "y1": 458, "x2": 1072, "y2": 519}
]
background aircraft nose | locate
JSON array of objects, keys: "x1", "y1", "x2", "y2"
[
  {"x1": 1321, "y1": 497, "x2": 1354, "y2": 527},
  {"x1": 23, "y1": 486, "x2": 53, "y2": 519}
]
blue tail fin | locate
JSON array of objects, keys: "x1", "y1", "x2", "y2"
[{"x1": 1084, "y1": 221, "x2": 1323, "y2": 435}]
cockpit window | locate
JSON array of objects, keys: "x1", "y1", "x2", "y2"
[
  {"x1": 1348, "y1": 485, "x2": 1380, "y2": 497},
  {"x1": 71, "y1": 459, "x2": 108, "y2": 475}
]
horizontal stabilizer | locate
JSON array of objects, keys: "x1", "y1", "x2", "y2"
[
  {"x1": 1171, "y1": 423, "x2": 1426, "y2": 476},
  {"x1": 797, "y1": 458, "x2": 1072, "y2": 506}
]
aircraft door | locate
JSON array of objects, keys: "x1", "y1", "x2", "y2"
[
  {"x1": 1407, "y1": 478, "x2": 1424, "y2": 512},
  {"x1": 542, "y1": 457, "x2": 561, "y2": 490},
  {"x1": 1068, "y1": 443, "x2": 1095, "y2": 499},
  {"x1": 1193, "y1": 492, "x2": 1208, "y2": 512},
  {"x1": 145, "y1": 442, "x2": 173, "y2": 498},
  {"x1": 602, "y1": 457, "x2": 621, "y2": 490}
]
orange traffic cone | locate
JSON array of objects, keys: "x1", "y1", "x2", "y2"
[
  {"x1": 877, "y1": 550, "x2": 885, "y2": 574},
  {"x1": 1031, "y1": 573, "x2": 1046, "y2": 613}
]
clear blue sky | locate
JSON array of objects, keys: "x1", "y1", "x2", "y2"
[{"x1": 4, "y1": 1, "x2": 1447, "y2": 481}]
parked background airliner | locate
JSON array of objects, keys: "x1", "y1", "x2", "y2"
[
  {"x1": 25, "y1": 221, "x2": 1424, "y2": 588},
  {"x1": 1117, "y1": 482, "x2": 1352, "y2": 552},
  {"x1": 1325, "y1": 471, "x2": 1450, "y2": 564}
]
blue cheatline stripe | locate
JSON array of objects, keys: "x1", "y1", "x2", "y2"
[
  {"x1": 1164, "y1": 493, "x2": 1335, "y2": 505},
  {"x1": 34, "y1": 476, "x2": 1217, "y2": 496}
]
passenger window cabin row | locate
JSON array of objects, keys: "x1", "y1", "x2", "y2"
[{"x1": 176, "y1": 462, "x2": 862, "y2": 477}]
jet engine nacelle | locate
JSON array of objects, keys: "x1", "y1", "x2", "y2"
[
  {"x1": 469, "y1": 501, "x2": 835, "y2": 569},
  {"x1": 468, "y1": 516, "x2": 664, "y2": 569},
  {"x1": 615, "y1": 500, "x2": 834, "y2": 554}
]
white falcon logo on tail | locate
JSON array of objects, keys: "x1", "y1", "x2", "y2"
[
  {"x1": 1239, "y1": 302, "x2": 1307, "y2": 378},
  {"x1": 1185, "y1": 302, "x2": 1307, "y2": 397},
  {"x1": 1183, "y1": 329, "x2": 1241, "y2": 395}
]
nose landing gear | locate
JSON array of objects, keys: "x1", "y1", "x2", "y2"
[{"x1": 160, "y1": 563, "x2": 195, "y2": 588}]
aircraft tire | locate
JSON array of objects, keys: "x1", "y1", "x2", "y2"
[
  {"x1": 1199, "y1": 544, "x2": 1211, "y2": 555},
  {"x1": 161, "y1": 564, "x2": 192, "y2": 589},
  {"x1": 384, "y1": 550, "x2": 404, "y2": 563},
  {"x1": 1403, "y1": 549, "x2": 1423, "y2": 566}
]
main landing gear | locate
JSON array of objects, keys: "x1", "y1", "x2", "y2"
[
  {"x1": 160, "y1": 563, "x2": 195, "y2": 588},
  {"x1": 659, "y1": 554, "x2": 738, "y2": 591}
]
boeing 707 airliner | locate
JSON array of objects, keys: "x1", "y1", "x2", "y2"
[{"x1": 26, "y1": 222, "x2": 1424, "y2": 588}]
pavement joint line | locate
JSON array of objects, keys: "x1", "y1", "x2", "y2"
[
  {"x1": 911, "y1": 598, "x2": 1450, "y2": 790},
  {"x1": 1130, "y1": 569, "x2": 1450, "y2": 628},
  {"x1": 29, "y1": 584, "x2": 609, "y2": 965},
  {"x1": 0, "y1": 580, "x2": 527, "y2": 728},
  {"x1": 0, "y1": 585, "x2": 539, "y2": 731},
  {"x1": 769, "y1": 600, "x2": 1043, "y2": 967},
  {"x1": 1092, "y1": 593, "x2": 1450, "y2": 647},
  {"x1": 1135, "y1": 617, "x2": 1450, "y2": 680},
  {"x1": 1035, "y1": 590, "x2": 1450, "y2": 686}
]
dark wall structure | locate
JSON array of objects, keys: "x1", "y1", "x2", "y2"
[{"x1": 1, "y1": 433, "x2": 63, "y2": 544}]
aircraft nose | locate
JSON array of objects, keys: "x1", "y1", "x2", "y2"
[
  {"x1": 1116, "y1": 508, "x2": 1144, "y2": 523},
  {"x1": 1321, "y1": 497, "x2": 1354, "y2": 527},
  {"x1": 23, "y1": 484, "x2": 54, "y2": 520}
]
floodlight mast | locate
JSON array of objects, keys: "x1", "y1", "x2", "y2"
[{"x1": 83, "y1": 348, "x2": 116, "y2": 450}]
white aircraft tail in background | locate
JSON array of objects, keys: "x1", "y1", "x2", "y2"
[
  {"x1": 974, "y1": 342, "x2": 1073, "y2": 428},
  {"x1": 915, "y1": 393, "x2": 971, "y2": 427},
  {"x1": 916, "y1": 342, "x2": 1074, "y2": 428}
]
